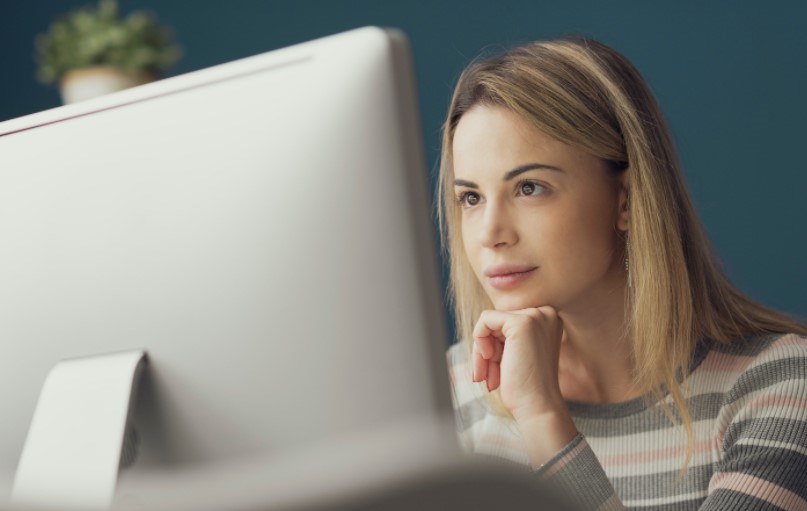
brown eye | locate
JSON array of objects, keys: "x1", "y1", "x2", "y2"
[
  {"x1": 455, "y1": 191, "x2": 480, "y2": 208},
  {"x1": 518, "y1": 180, "x2": 546, "y2": 197}
]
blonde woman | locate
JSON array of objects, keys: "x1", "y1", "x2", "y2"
[{"x1": 439, "y1": 36, "x2": 807, "y2": 510}]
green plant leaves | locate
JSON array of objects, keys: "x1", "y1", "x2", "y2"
[{"x1": 34, "y1": 0, "x2": 181, "y2": 85}]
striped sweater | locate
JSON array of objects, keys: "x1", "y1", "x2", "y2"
[{"x1": 446, "y1": 332, "x2": 807, "y2": 510}]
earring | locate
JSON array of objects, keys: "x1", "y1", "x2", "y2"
[{"x1": 625, "y1": 238, "x2": 632, "y2": 288}]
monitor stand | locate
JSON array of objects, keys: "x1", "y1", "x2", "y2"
[{"x1": 11, "y1": 350, "x2": 147, "y2": 510}]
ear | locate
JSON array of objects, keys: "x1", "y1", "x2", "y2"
[{"x1": 616, "y1": 169, "x2": 629, "y2": 232}]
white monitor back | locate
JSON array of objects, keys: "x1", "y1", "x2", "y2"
[{"x1": 0, "y1": 26, "x2": 453, "y2": 496}]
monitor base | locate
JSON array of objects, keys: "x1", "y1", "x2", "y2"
[{"x1": 12, "y1": 350, "x2": 147, "y2": 510}]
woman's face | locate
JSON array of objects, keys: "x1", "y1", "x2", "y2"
[{"x1": 452, "y1": 105, "x2": 629, "y2": 313}]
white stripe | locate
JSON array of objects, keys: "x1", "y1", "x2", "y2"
[
  {"x1": 687, "y1": 369, "x2": 746, "y2": 393},
  {"x1": 584, "y1": 418, "x2": 715, "y2": 457},
  {"x1": 735, "y1": 437, "x2": 807, "y2": 458},
  {"x1": 622, "y1": 489, "x2": 707, "y2": 507}
]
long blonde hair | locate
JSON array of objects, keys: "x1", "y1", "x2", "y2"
[{"x1": 436, "y1": 36, "x2": 807, "y2": 475}]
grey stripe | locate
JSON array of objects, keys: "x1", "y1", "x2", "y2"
[
  {"x1": 718, "y1": 445, "x2": 807, "y2": 497},
  {"x1": 724, "y1": 356, "x2": 807, "y2": 405},
  {"x1": 627, "y1": 497, "x2": 704, "y2": 511},
  {"x1": 724, "y1": 416, "x2": 807, "y2": 449},
  {"x1": 709, "y1": 332, "x2": 788, "y2": 357},
  {"x1": 533, "y1": 432, "x2": 585, "y2": 478},
  {"x1": 573, "y1": 392, "x2": 725, "y2": 435},
  {"x1": 701, "y1": 488, "x2": 789, "y2": 510}
]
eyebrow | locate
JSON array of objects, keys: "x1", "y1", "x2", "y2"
[{"x1": 453, "y1": 163, "x2": 565, "y2": 189}]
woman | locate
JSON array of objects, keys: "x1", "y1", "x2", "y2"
[{"x1": 438, "y1": 36, "x2": 807, "y2": 510}]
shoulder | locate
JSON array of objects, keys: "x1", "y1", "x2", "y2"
[
  {"x1": 712, "y1": 332, "x2": 807, "y2": 450},
  {"x1": 707, "y1": 333, "x2": 807, "y2": 506},
  {"x1": 710, "y1": 331, "x2": 807, "y2": 360},
  {"x1": 715, "y1": 332, "x2": 807, "y2": 406}
]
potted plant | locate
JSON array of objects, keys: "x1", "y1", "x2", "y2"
[{"x1": 35, "y1": 0, "x2": 181, "y2": 104}]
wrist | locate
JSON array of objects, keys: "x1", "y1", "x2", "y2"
[
  {"x1": 510, "y1": 394, "x2": 566, "y2": 425},
  {"x1": 515, "y1": 407, "x2": 578, "y2": 470}
]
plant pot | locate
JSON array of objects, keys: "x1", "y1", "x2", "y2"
[{"x1": 59, "y1": 66, "x2": 156, "y2": 104}]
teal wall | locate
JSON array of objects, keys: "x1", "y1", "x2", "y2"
[{"x1": 2, "y1": 2, "x2": 805, "y2": 330}]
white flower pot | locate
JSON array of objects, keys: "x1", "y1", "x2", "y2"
[{"x1": 59, "y1": 66, "x2": 156, "y2": 104}]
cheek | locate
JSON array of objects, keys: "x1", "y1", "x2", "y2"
[
  {"x1": 552, "y1": 199, "x2": 617, "y2": 269},
  {"x1": 460, "y1": 219, "x2": 479, "y2": 269}
]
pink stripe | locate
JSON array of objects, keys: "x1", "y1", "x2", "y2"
[
  {"x1": 717, "y1": 392, "x2": 807, "y2": 445},
  {"x1": 709, "y1": 472, "x2": 807, "y2": 509}
]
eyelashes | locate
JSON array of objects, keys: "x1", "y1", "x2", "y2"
[{"x1": 454, "y1": 179, "x2": 548, "y2": 209}]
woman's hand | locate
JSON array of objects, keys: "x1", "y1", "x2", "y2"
[{"x1": 471, "y1": 306, "x2": 566, "y2": 423}]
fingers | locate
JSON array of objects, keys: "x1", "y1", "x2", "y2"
[
  {"x1": 472, "y1": 348, "x2": 487, "y2": 382},
  {"x1": 493, "y1": 337, "x2": 504, "y2": 360},
  {"x1": 475, "y1": 335, "x2": 495, "y2": 360},
  {"x1": 473, "y1": 310, "x2": 506, "y2": 341},
  {"x1": 472, "y1": 348, "x2": 500, "y2": 393},
  {"x1": 471, "y1": 307, "x2": 562, "y2": 393},
  {"x1": 472, "y1": 310, "x2": 508, "y2": 389},
  {"x1": 486, "y1": 360, "x2": 500, "y2": 392},
  {"x1": 509, "y1": 305, "x2": 557, "y2": 319}
]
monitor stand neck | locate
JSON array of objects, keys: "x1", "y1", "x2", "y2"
[{"x1": 11, "y1": 350, "x2": 147, "y2": 510}]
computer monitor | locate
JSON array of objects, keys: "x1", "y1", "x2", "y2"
[{"x1": 0, "y1": 26, "x2": 455, "y2": 509}]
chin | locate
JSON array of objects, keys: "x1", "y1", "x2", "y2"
[{"x1": 492, "y1": 293, "x2": 549, "y2": 312}]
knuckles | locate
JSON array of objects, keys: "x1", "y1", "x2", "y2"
[{"x1": 474, "y1": 307, "x2": 561, "y2": 338}]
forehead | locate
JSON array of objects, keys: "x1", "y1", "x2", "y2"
[{"x1": 451, "y1": 105, "x2": 592, "y2": 180}]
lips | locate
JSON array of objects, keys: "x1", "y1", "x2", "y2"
[
  {"x1": 486, "y1": 267, "x2": 537, "y2": 290},
  {"x1": 483, "y1": 263, "x2": 538, "y2": 278}
]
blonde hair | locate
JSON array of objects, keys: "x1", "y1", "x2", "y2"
[{"x1": 435, "y1": 36, "x2": 807, "y2": 476}]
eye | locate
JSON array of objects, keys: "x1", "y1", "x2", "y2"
[
  {"x1": 518, "y1": 180, "x2": 546, "y2": 197},
  {"x1": 454, "y1": 180, "x2": 548, "y2": 210},
  {"x1": 455, "y1": 190, "x2": 479, "y2": 208}
]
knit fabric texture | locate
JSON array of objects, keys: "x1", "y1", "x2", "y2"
[{"x1": 446, "y1": 332, "x2": 807, "y2": 510}]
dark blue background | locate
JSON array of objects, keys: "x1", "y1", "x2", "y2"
[{"x1": 3, "y1": 1, "x2": 805, "y2": 327}]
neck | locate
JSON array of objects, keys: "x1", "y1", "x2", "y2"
[{"x1": 556, "y1": 269, "x2": 641, "y2": 404}]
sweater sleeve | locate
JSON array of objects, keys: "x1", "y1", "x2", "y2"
[
  {"x1": 699, "y1": 333, "x2": 807, "y2": 509},
  {"x1": 532, "y1": 433, "x2": 625, "y2": 511}
]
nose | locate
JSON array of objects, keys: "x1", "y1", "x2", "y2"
[{"x1": 479, "y1": 198, "x2": 517, "y2": 249}]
